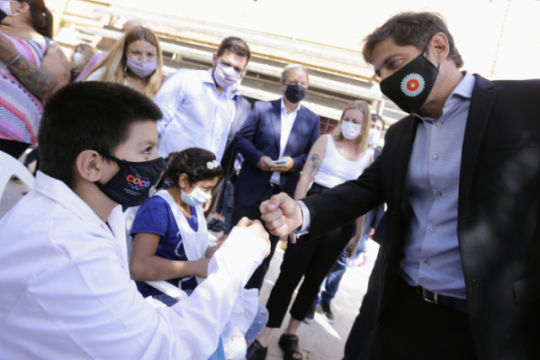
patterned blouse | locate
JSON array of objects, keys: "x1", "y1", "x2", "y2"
[{"x1": 0, "y1": 34, "x2": 48, "y2": 145}]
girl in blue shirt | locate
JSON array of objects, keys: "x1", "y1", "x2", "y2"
[{"x1": 129, "y1": 147, "x2": 268, "y2": 359}]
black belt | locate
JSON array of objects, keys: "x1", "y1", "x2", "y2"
[
  {"x1": 307, "y1": 182, "x2": 329, "y2": 195},
  {"x1": 416, "y1": 286, "x2": 468, "y2": 314},
  {"x1": 269, "y1": 182, "x2": 280, "y2": 189}
]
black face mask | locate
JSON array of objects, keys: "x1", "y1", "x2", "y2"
[
  {"x1": 284, "y1": 85, "x2": 306, "y2": 103},
  {"x1": 94, "y1": 152, "x2": 166, "y2": 208},
  {"x1": 379, "y1": 43, "x2": 440, "y2": 114}
]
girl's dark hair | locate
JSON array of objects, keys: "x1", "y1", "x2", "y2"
[
  {"x1": 17, "y1": 0, "x2": 53, "y2": 39},
  {"x1": 158, "y1": 148, "x2": 223, "y2": 189}
]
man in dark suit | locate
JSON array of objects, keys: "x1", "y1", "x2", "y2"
[
  {"x1": 232, "y1": 64, "x2": 320, "y2": 290},
  {"x1": 260, "y1": 12, "x2": 539, "y2": 360},
  {"x1": 207, "y1": 94, "x2": 253, "y2": 231}
]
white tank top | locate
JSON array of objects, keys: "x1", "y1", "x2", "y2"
[{"x1": 313, "y1": 135, "x2": 372, "y2": 188}]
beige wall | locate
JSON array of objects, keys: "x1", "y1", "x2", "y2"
[{"x1": 51, "y1": 0, "x2": 539, "y2": 80}]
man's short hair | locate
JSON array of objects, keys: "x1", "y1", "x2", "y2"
[
  {"x1": 280, "y1": 64, "x2": 310, "y2": 84},
  {"x1": 38, "y1": 82, "x2": 163, "y2": 189},
  {"x1": 371, "y1": 113, "x2": 385, "y2": 129},
  {"x1": 362, "y1": 12, "x2": 463, "y2": 68},
  {"x1": 217, "y1": 37, "x2": 251, "y2": 63}
]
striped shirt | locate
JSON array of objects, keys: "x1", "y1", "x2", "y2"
[{"x1": 0, "y1": 34, "x2": 47, "y2": 145}]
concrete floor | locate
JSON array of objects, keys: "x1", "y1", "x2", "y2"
[
  {"x1": 1, "y1": 179, "x2": 378, "y2": 360},
  {"x1": 256, "y1": 241, "x2": 377, "y2": 360}
]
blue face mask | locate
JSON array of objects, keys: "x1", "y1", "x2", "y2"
[{"x1": 181, "y1": 186, "x2": 211, "y2": 207}]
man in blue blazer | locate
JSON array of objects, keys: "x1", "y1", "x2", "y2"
[{"x1": 232, "y1": 64, "x2": 320, "y2": 290}]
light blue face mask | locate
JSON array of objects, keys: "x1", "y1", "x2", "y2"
[{"x1": 181, "y1": 186, "x2": 211, "y2": 207}]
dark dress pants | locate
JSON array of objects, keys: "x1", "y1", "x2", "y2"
[
  {"x1": 343, "y1": 254, "x2": 380, "y2": 360},
  {"x1": 359, "y1": 275, "x2": 476, "y2": 360},
  {"x1": 265, "y1": 218, "x2": 355, "y2": 327},
  {"x1": 231, "y1": 183, "x2": 281, "y2": 291}
]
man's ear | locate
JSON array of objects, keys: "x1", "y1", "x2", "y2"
[
  {"x1": 75, "y1": 150, "x2": 105, "y2": 183},
  {"x1": 280, "y1": 80, "x2": 287, "y2": 94},
  {"x1": 212, "y1": 53, "x2": 217, "y2": 68},
  {"x1": 428, "y1": 33, "x2": 450, "y2": 66}
]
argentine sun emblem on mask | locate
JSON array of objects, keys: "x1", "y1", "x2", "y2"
[{"x1": 401, "y1": 73, "x2": 425, "y2": 97}]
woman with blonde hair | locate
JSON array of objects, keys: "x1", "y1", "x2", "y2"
[
  {"x1": 247, "y1": 100, "x2": 374, "y2": 360},
  {"x1": 70, "y1": 43, "x2": 96, "y2": 82},
  {"x1": 84, "y1": 26, "x2": 163, "y2": 99}
]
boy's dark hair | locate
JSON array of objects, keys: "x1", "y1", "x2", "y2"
[
  {"x1": 158, "y1": 148, "x2": 223, "y2": 189},
  {"x1": 217, "y1": 36, "x2": 251, "y2": 63},
  {"x1": 363, "y1": 12, "x2": 463, "y2": 69},
  {"x1": 371, "y1": 113, "x2": 386, "y2": 129},
  {"x1": 38, "y1": 82, "x2": 163, "y2": 188}
]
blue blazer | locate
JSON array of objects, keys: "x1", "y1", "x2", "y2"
[{"x1": 234, "y1": 99, "x2": 320, "y2": 207}]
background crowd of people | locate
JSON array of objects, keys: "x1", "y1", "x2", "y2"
[
  {"x1": 4, "y1": 2, "x2": 535, "y2": 360},
  {"x1": 0, "y1": 3, "x2": 386, "y2": 358}
]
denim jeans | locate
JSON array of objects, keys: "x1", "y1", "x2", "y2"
[
  {"x1": 314, "y1": 249, "x2": 348, "y2": 306},
  {"x1": 354, "y1": 209, "x2": 375, "y2": 257},
  {"x1": 244, "y1": 303, "x2": 269, "y2": 346}
]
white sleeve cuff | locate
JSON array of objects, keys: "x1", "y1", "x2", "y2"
[
  {"x1": 221, "y1": 226, "x2": 270, "y2": 266},
  {"x1": 294, "y1": 200, "x2": 311, "y2": 236}
]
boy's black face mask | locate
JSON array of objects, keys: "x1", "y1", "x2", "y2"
[
  {"x1": 94, "y1": 152, "x2": 166, "y2": 208},
  {"x1": 379, "y1": 41, "x2": 440, "y2": 114}
]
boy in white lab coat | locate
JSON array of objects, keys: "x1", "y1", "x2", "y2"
[{"x1": 0, "y1": 82, "x2": 270, "y2": 360}]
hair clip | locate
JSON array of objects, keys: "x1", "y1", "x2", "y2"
[{"x1": 207, "y1": 160, "x2": 218, "y2": 170}]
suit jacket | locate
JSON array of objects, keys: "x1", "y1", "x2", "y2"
[
  {"x1": 302, "y1": 75, "x2": 540, "y2": 360},
  {"x1": 235, "y1": 99, "x2": 320, "y2": 207},
  {"x1": 221, "y1": 95, "x2": 252, "y2": 180}
]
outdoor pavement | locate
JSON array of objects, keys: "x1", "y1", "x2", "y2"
[
  {"x1": 257, "y1": 240, "x2": 378, "y2": 360},
  {"x1": 1, "y1": 178, "x2": 379, "y2": 360}
]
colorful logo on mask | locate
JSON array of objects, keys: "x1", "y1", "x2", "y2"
[
  {"x1": 401, "y1": 73, "x2": 425, "y2": 97},
  {"x1": 126, "y1": 174, "x2": 151, "y2": 191}
]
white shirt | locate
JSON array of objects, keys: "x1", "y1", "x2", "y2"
[
  {"x1": 0, "y1": 171, "x2": 269, "y2": 360},
  {"x1": 154, "y1": 68, "x2": 238, "y2": 162},
  {"x1": 313, "y1": 135, "x2": 372, "y2": 188},
  {"x1": 84, "y1": 67, "x2": 129, "y2": 86},
  {"x1": 270, "y1": 99, "x2": 300, "y2": 184}
]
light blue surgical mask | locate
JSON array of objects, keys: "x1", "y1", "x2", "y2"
[{"x1": 181, "y1": 186, "x2": 211, "y2": 207}]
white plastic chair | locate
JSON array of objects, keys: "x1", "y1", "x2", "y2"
[
  {"x1": 145, "y1": 280, "x2": 189, "y2": 302},
  {"x1": 0, "y1": 150, "x2": 35, "y2": 203}
]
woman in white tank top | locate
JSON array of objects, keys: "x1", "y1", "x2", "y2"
[{"x1": 254, "y1": 101, "x2": 373, "y2": 359}]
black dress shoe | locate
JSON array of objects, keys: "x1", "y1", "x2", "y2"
[
  {"x1": 303, "y1": 303, "x2": 316, "y2": 324},
  {"x1": 207, "y1": 218, "x2": 218, "y2": 229},
  {"x1": 320, "y1": 301, "x2": 334, "y2": 324},
  {"x1": 210, "y1": 219, "x2": 224, "y2": 232},
  {"x1": 246, "y1": 339, "x2": 268, "y2": 360}
]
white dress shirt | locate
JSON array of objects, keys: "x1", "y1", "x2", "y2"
[
  {"x1": 270, "y1": 99, "x2": 300, "y2": 184},
  {"x1": 154, "y1": 68, "x2": 238, "y2": 162},
  {"x1": 0, "y1": 171, "x2": 269, "y2": 360}
]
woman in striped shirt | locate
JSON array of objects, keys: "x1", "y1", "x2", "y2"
[{"x1": 0, "y1": 0, "x2": 69, "y2": 159}]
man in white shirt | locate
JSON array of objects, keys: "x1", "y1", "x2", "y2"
[
  {"x1": 154, "y1": 36, "x2": 251, "y2": 164},
  {"x1": 0, "y1": 81, "x2": 270, "y2": 360},
  {"x1": 232, "y1": 65, "x2": 320, "y2": 291}
]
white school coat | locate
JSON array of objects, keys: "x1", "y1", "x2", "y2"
[{"x1": 0, "y1": 171, "x2": 269, "y2": 360}]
